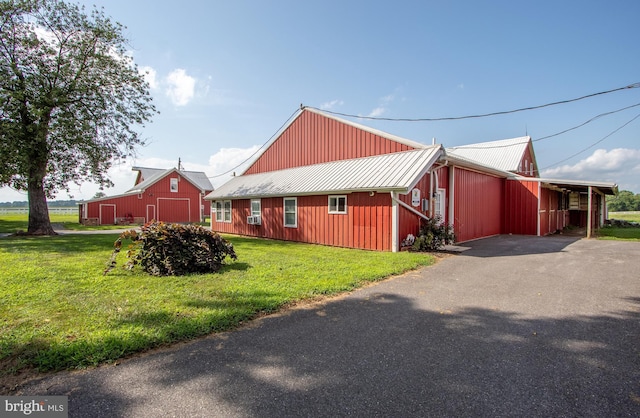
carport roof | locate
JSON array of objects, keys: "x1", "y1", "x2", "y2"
[{"x1": 515, "y1": 176, "x2": 618, "y2": 195}]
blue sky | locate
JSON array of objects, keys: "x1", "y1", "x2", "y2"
[{"x1": 2, "y1": 0, "x2": 639, "y2": 202}]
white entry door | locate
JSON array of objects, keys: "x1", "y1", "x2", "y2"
[{"x1": 434, "y1": 189, "x2": 446, "y2": 223}]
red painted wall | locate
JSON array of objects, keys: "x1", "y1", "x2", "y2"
[
  {"x1": 504, "y1": 180, "x2": 538, "y2": 235},
  {"x1": 244, "y1": 110, "x2": 417, "y2": 175},
  {"x1": 453, "y1": 168, "x2": 504, "y2": 242},
  {"x1": 518, "y1": 145, "x2": 537, "y2": 177},
  {"x1": 395, "y1": 167, "x2": 449, "y2": 242},
  {"x1": 212, "y1": 192, "x2": 393, "y2": 251},
  {"x1": 83, "y1": 173, "x2": 209, "y2": 224}
]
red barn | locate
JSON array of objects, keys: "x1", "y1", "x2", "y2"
[
  {"x1": 206, "y1": 107, "x2": 617, "y2": 251},
  {"x1": 80, "y1": 167, "x2": 213, "y2": 225}
]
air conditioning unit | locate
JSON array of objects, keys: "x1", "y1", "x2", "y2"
[{"x1": 247, "y1": 215, "x2": 261, "y2": 225}]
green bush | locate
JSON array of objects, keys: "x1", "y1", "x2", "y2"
[
  {"x1": 412, "y1": 216, "x2": 456, "y2": 251},
  {"x1": 105, "y1": 221, "x2": 237, "y2": 276}
]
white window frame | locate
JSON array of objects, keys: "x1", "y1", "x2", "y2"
[
  {"x1": 223, "y1": 200, "x2": 232, "y2": 223},
  {"x1": 170, "y1": 177, "x2": 179, "y2": 192},
  {"x1": 434, "y1": 188, "x2": 446, "y2": 224},
  {"x1": 283, "y1": 197, "x2": 297, "y2": 228},
  {"x1": 328, "y1": 195, "x2": 347, "y2": 214},
  {"x1": 215, "y1": 200, "x2": 232, "y2": 223},
  {"x1": 251, "y1": 199, "x2": 261, "y2": 217},
  {"x1": 215, "y1": 201, "x2": 223, "y2": 222}
]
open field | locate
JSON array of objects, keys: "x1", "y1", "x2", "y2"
[
  {"x1": 608, "y1": 211, "x2": 640, "y2": 222},
  {"x1": 0, "y1": 210, "x2": 208, "y2": 233},
  {"x1": 0, "y1": 233, "x2": 433, "y2": 390},
  {"x1": 599, "y1": 211, "x2": 640, "y2": 241}
]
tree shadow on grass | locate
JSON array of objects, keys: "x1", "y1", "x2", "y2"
[{"x1": 0, "y1": 234, "x2": 120, "y2": 253}]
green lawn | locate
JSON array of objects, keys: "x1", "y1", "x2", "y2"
[
  {"x1": 607, "y1": 211, "x2": 640, "y2": 222},
  {"x1": 0, "y1": 233, "x2": 434, "y2": 382},
  {"x1": 599, "y1": 211, "x2": 640, "y2": 241}
]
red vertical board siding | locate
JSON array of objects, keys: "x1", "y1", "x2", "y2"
[
  {"x1": 244, "y1": 110, "x2": 416, "y2": 175},
  {"x1": 211, "y1": 192, "x2": 392, "y2": 251},
  {"x1": 85, "y1": 173, "x2": 206, "y2": 224},
  {"x1": 397, "y1": 172, "x2": 431, "y2": 241},
  {"x1": 539, "y1": 187, "x2": 549, "y2": 236},
  {"x1": 504, "y1": 180, "x2": 539, "y2": 235},
  {"x1": 454, "y1": 168, "x2": 504, "y2": 243}
]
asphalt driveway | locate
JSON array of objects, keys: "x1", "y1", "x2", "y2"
[{"x1": 16, "y1": 235, "x2": 640, "y2": 417}]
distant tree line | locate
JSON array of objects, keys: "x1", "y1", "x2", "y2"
[
  {"x1": 607, "y1": 190, "x2": 640, "y2": 212},
  {"x1": 0, "y1": 200, "x2": 79, "y2": 208}
]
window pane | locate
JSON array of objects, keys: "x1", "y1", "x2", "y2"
[
  {"x1": 338, "y1": 197, "x2": 346, "y2": 212},
  {"x1": 224, "y1": 201, "x2": 231, "y2": 222},
  {"x1": 284, "y1": 198, "x2": 296, "y2": 226},
  {"x1": 251, "y1": 200, "x2": 261, "y2": 216},
  {"x1": 215, "y1": 202, "x2": 223, "y2": 222}
]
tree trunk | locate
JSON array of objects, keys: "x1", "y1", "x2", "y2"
[{"x1": 27, "y1": 163, "x2": 56, "y2": 236}]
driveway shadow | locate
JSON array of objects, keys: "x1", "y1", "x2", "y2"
[
  {"x1": 449, "y1": 234, "x2": 583, "y2": 257},
  {"x1": 18, "y1": 292, "x2": 640, "y2": 417}
]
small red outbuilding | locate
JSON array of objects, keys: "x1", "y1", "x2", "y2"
[
  {"x1": 79, "y1": 167, "x2": 213, "y2": 225},
  {"x1": 205, "y1": 107, "x2": 617, "y2": 251}
]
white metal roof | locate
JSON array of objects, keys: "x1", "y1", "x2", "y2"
[
  {"x1": 129, "y1": 167, "x2": 213, "y2": 193},
  {"x1": 446, "y1": 136, "x2": 533, "y2": 173},
  {"x1": 206, "y1": 146, "x2": 443, "y2": 200},
  {"x1": 516, "y1": 176, "x2": 618, "y2": 195}
]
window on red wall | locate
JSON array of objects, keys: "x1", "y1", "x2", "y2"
[
  {"x1": 328, "y1": 195, "x2": 347, "y2": 214},
  {"x1": 170, "y1": 178, "x2": 178, "y2": 192},
  {"x1": 284, "y1": 197, "x2": 297, "y2": 227}
]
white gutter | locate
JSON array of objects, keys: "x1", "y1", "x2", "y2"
[
  {"x1": 587, "y1": 186, "x2": 593, "y2": 238},
  {"x1": 391, "y1": 192, "x2": 399, "y2": 252},
  {"x1": 392, "y1": 194, "x2": 430, "y2": 221},
  {"x1": 390, "y1": 191, "x2": 430, "y2": 253}
]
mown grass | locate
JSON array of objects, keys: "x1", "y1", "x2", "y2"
[
  {"x1": 598, "y1": 211, "x2": 640, "y2": 241},
  {"x1": 0, "y1": 212, "x2": 204, "y2": 233},
  {"x1": 0, "y1": 233, "x2": 434, "y2": 383},
  {"x1": 0, "y1": 212, "x2": 81, "y2": 233},
  {"x1": 607, "y1": 211, "x2": 640, "y2": 223}
]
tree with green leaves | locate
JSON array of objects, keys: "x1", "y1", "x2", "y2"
[
  {"x1": 607, "y1": 190, "x2": 640, "y2": 212},
  {"x1": 0, "y1": 0, "x2": 156, "y2": 234}
]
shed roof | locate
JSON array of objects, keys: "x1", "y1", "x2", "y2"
[
  {"x1": 516, "y1": 176, "x2": 618, "y2": 195},
  {"x1": 206, "y1": 146, "x2": 443, "y2": 200},
  {"x1": 446, "y1": 136, "x2": 534, "y2": 173},
  {"x1": 129, "y1": 167, "x2": 213, "y2": 193}
]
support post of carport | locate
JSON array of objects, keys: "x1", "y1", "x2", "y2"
[{"x1": 587, "y1": 186, "x2": 593, "y2": 238}]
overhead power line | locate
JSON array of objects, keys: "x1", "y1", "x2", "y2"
[
  {"x1": 541, "y1": 111, "x2": 640, "y2": 171},
  {"x1": 448, "y1": 102, "x2": 640, "y2": 151},
  {"x1": 208, "y1": 108, "x2": 300, "y2": 179},
  {"x1": 307, "y1": 82, "x2": 640, "y2": 122}
]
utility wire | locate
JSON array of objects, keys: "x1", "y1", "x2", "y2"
[
  {"x1": 307, "y1": 82, "x2": 640, "y2": 122},
  {"x1": 207, "y1": 108, "x2": 300, "y2": 179},
  {"x1": 448, "y1": 102, "x2": 640, "y2": 150},
  {"x1": 207, "y1": 83, "x2": 640, "y2": 180},
  {"x1": 534, "y1": 102, "x2": 640, "y2": 143},
  {"x1": 541, "y1": 111, "x2": 640, "y2": 170}
]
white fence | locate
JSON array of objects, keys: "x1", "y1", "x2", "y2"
[{"x1": 0, "y1": 207, "x2": 77, "y2": 215}]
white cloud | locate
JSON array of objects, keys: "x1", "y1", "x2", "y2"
[
  {"x1": 206, "y1": 146, "x2": 262, "y2": 188},
  {"x1": 165, "y1": 68, "x2": 196, "y2": 106},
  {"x1": 320, "y1": 100, "x2": 344, "y2": 110},
  {"x1": 541, "y1": 148, "x2": 640, "y2": 191},
  {"x1": 365, "y1": 93, "x2": 397, "y2": 118},
  {"x1": 139, "y1": 66, "x2": 158, "y2": 89},
  {"x1": 367, "y1": 107, "x2": 386, "y2": 118}
]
